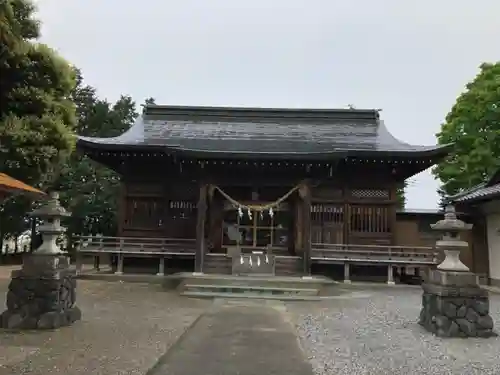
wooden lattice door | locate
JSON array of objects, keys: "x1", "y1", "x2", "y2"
[{"x1": 311, "y1": 203, "x2": 344, "y2": 244}]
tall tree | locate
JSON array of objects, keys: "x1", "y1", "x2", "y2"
[
  {"x1": 0, "y1": 0, "x2": 76, "y2": 241},
  {"x1": 56, "y1": 75, "x2": 141, "y2": 239},
  {"x1": 434, "y1": 62, "x2": 500, "y2": 197}
]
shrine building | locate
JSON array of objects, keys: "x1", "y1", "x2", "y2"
[{"x1": 75, "y1": 105, "x2": 455, "y2": 280}]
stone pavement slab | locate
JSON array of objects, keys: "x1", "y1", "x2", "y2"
[{"x1": 149, "y1": 299, "x2": 314, "y2": 375}]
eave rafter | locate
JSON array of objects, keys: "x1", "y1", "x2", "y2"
[{"x1": 79, "y1": 146, "x2": 439, "y2": 181}]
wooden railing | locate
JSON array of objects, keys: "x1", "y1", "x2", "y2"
[
  {"x1": 311, "y1": 243, "x2": 438, "y2": 265},
  {"x1": 74, "y1": 235, "x2": 197, "y2": 276},
  {"x1": 73, "y1": 235, "x2": 438, "y2": 278},
  {"x1": 74, "y1": 235, "x2": 196, "y2": 256}
]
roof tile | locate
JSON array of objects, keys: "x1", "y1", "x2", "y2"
[
  {"x1": 452, "y1": 183, "x2": 500, "y2": 203},
  {"x1": 77, "y1": 105, "x2": 451, "y2": 159}
]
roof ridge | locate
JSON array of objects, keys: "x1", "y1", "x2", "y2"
[{"x1": 144, "y1": 105, "x2": 380, "y2": 121}]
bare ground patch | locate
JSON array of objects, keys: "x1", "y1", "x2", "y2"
[{"x1": 0, "y1": 279, "x2": 211, "y2": 375}]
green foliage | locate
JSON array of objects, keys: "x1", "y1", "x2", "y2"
[
  {"x1": 0, "y1": 0, "x2": 76, "y2": 239},
  {"x1": 141, "y1": 97, "x2": 156, "y2": 112},
  {"x1": 396, "y1": 180, "x2": 408, "y2": 208},
  {"x1": 434, "y1": 62, "x2": 500, "y2": 196},
  {"x1": 56, "y1": 73, "x2": 143, "y2": 238},
  {"x1": 437, "y1": 188, "x2": 449, "y2": 209},
  {"x1": 0, "y1": 0, "x2": 39, "y2": 53}
]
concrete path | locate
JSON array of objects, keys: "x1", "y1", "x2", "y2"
[{"x1": 149, "y1": 299, "x2": 314, "y2": 375}]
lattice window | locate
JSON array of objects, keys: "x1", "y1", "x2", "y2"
[
  {"x1": 311, "y1": 204, "x2": 344, "y2": 220},
  {"x1": 351, "y1": 189, "x2": 390, "y2": 200},
  {"x1": 169, "y1": 200, "x2": 196, "y2": 220},
  {"x1": 350, "y1": 205, "x2": 389, "y2": 233},
  {"x1": 311, "y1": 203, "x2": 344, "y2": 244}
]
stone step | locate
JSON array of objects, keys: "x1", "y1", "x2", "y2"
[
  {"x1": 174, "y1": 273, "x2": 334, "y2": 290},
  {"x1": 180, "y1": 290, "x2": 326, "y2": 301},
  {"x1": 182, "y1": 283, "x2": 319, "y2": 296}
]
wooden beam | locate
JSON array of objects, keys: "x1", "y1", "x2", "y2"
[
  {"x1": 209, "y1": 176, "x2": 300, "y2": 187},
  {"x1": 195, "y1": 184, "x2": 208, "y2": 272},
  {"x1": 389, "y1": 185, "x2": 398, "y2": 245},
  {"x1": 300, "y1": 182, "x2": 312, "y2": 275}
]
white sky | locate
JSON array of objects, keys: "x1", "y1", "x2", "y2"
[{"x1": 34, "y1": 0, "x2": 500, "y2": 209}]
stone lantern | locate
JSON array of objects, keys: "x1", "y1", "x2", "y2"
[
  {"x1": 418, "y1": 205, "x2": 495, "y2": 338},
  {"x1": 431, "y1": 205, "x2": 472, "y2": 272},
  {"x1": 0, "y1": 192, "x2": 81, "y2": 330},
  {"x1": 30, "y1": 191, "x2": 70, "y2": 254}
]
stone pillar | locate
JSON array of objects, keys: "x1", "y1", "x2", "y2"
[
  {"x1": 0, "y1": 192, "x2": 81, "y2": 330},
  {"x1": 115, "y1": 254, "x2": 124, "y2": 275},
  {"x1": 387, "y1": 265, "x2": 395, "y2": 285},
  {"x1": 157, "y1": 257, "x2": 165, "y2": 276},
  {"x1": 418, "y1": 205, "x2": 495, "y2": 338},
  {"x1": 343, "y1": 263, "x2": 351, "y2": 284}
]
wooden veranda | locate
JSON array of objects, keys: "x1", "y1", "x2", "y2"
[{"x1": 74, "y1": 235, "x2": 437, "y2": 283}]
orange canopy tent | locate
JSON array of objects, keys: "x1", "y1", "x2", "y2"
[{"x1": 0, "y1": 173, "x2": 46, "y2": 200}]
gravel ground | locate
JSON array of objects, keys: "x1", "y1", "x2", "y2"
[
  {"x1": 0, "y1": 276, "x2": 211, "y2": 375},
  {"x1": 286, "y1": 285, "x2": 500, "y2": 375},
  {"x1": 4, "y1": 264, "x2": 500, "y2": 375}
]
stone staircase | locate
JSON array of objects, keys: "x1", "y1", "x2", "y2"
[{"x1": 176, "y1": 273, "x2": 335, "y2": 300}]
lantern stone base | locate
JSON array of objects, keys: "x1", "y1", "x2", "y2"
[
  {"x1": 0, "y1": 254, "x2": 81, "y2": 330},
  {"x1": 419, "y1": 269, "x2": 495, "y2": 338}
]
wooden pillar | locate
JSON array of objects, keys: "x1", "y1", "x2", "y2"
[
  {"x1": 163, "y1": 182, "x2": 172, "y2": 238},
  {"x1": 389, "y1": 184, "x2": 398, "y2": 245},
  {"x1": 117, "y1": 178, "x2": 127, "y2": 236},
  {"x1": 195, "y1": 184, "x2": 208, "y2": 273},
  {"x1": 300, "y1": 182, "x2": 312, "y2": 275}
]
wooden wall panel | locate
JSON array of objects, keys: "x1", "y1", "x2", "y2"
[
  {"x1": 470, "y1": 216, "x2": 489, "y2": 276},
  {"x1": 120, "y1": 181, "x2": 165, "y2": 237}
]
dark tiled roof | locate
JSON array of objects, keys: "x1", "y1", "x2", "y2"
[
  {"x1": 396, "y1": 208, "x2": 443, "y2": 215},
  {"x1": 77, "y1": 105, "x2": 451, "y2": 159},
  {"x1": 451, "y1": 183, "x2": 500, "y2": 203}
]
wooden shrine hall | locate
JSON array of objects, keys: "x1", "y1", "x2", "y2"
[{"x1": 75, "y1": 105, "x2": 452, "y2": 282}]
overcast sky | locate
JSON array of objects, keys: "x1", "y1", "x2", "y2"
[{"x1": 34, "y1": 0, "x2": 500, "y2": 209}]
